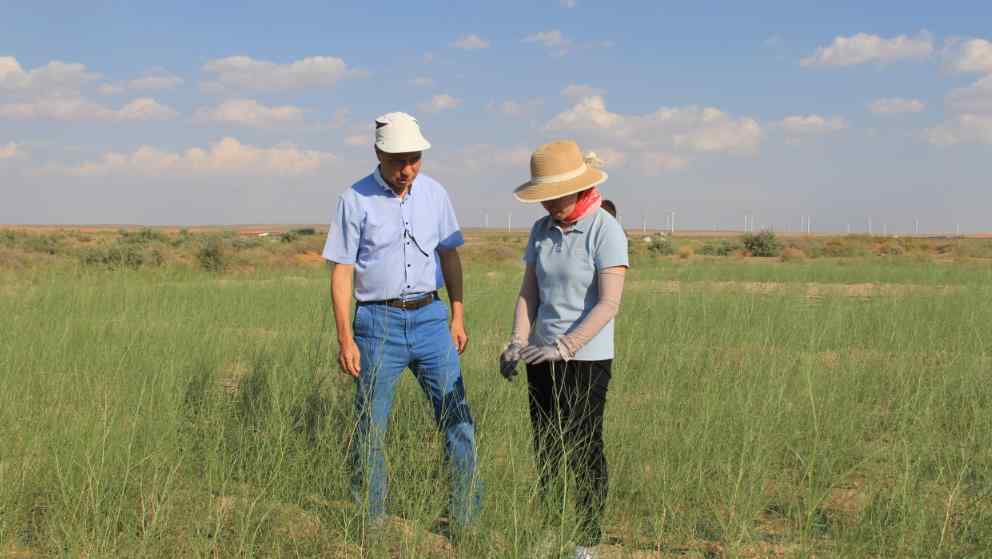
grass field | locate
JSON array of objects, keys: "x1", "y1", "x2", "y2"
[{"x1": 1, "y1": 233, "x2": 991, "y2": 558}]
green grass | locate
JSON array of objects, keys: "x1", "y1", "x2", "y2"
[{"x1": 1, "y1": 257, "x2": 991, "y2": 557}]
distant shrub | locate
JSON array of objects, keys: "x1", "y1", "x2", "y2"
[
  {"x1": 289, "y1": 227, "x2": 316, "y2": 236},
  {"x1": 80, "y1": 245, "x2": 146, "y2": 270},
  {"x1": 231, "y1": 236, "x2": 263, "y2": 251},
  {"x1": 22, "y1": 235, "x2": 62, "y2": 255},
  {"x1": 741, "y1": 230, "x2": 782, "y2": 257},
  {"x1": 700, "y1": 239, "x2": 742, "y2": 256},
  {"x1": 677, "y1": 245, "x2": 694, "y2": 259},
  {"x1": 198, "y1": 239, "x2": 227, "y2": 272},
  {"x1": 118, "y1": 228, "x2": 166, "y2": 245},
  {"x1": 279, "y1": 231, "x2": 299, "y2": 243},
  {"x1": 648, "y1": 236, "x2": 675, "y2": 256},
  {"x1": 0, "y1": 230, "x2": 18, "y2": 246}
]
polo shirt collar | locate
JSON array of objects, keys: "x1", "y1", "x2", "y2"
[
  {"x1": 547, "y1": 209, "x2": 597, "y2": 234},
  {"x1": 373, "y1": 166, "x2": 415, "y2": 197}
]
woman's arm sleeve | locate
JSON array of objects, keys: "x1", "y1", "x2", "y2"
[{"x1": 557, "y1": 267, "x2": 625, "y2": 358}]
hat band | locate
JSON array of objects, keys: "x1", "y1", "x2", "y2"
[{"x1": 530, "y1": 162, "x2": 588, "y2": 184}]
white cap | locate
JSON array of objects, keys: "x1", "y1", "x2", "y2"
[{"x1": 374, "y1": 112, "x2": 431, "y2": 153}]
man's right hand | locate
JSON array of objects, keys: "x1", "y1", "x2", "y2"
[{"x1": 338, "y1": 338, "x2": 362, "y2": 378}]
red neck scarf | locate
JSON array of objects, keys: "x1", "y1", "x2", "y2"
[{"x1": 561, "y1": 187, "x2": 602, "y2": 225}]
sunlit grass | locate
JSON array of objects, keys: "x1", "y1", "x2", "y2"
[{"x1": 1, "y1": 256, "x2": 990, "y2": 557}]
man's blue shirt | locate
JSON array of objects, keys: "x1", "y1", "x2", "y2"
[{"x1": 323, "y1": 168, "x2": 464, "y2": 302}]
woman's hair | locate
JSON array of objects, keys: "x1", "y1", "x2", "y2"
[{"x1": 601, "y1": 199, "x2": 617, "y2": 218}]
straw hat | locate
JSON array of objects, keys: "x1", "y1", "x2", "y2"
[
  {"x1": 513, "y1": 140, "x2": 607, "y2": 203},
  {"x1": 374, "y1": 112, "x2": 431, "y2": 153}
]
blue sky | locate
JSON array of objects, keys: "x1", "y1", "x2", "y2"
[{"x1": 2, "y1": 1, "x2": 992, "y2": 232}]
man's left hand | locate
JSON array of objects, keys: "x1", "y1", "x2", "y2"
[{"x1": 450, "y1": 318, "x2": 469, "y2": 354}]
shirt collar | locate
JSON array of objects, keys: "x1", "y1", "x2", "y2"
[
  {"x1": 547, "y1": 209, "x2": 596, "y2": 234},
  {"x1": 373, "y1": 166, "x2": 413, "y2": 197}
]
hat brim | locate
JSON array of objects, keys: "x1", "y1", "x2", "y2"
[
  {"x1": 513, "y1": 167, "x2": 607, "y2": 203},
  {"x1": 375, "y1": 139, "x2": 431, "y2": 154}
]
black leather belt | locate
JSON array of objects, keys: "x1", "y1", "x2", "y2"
[{"x1": 360, "y1": 291, "x2": 437, "y2": 310}]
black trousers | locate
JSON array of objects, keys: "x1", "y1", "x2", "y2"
[{"x1": 526, "y1": 359, "x2": 611, "y2": 545}]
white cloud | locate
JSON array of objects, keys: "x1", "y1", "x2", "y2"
[
  {"x1": 944, "y1": 38, "x2": 992, "y2": 74},
  {"x1": 545, "y1": 95, "x2": 761, "y2": 172},
  {"x1": 0, "y1": 96, "x2": 177, "y2": 121},
  {"x1": 486, "y1": 98, "x2": 542, "y2": 117},
  {"x1": 67, "y1": 137, "x2": 334, "y2": 177},
  {"x1": 201, "y1": 55, "x2": 363, "y2": 91},
  {"x1": 868, "y1": 97, "x2": 926, "y2": 115},
  {"x1": 117, "y1": 98, "x2": 179, "y2": 120},
  {"x1": 800, "y1": 31, "x2": 933, "y2": 67},
  {"x1": 0, "y1": 56, "x2": 100, "y2": 95},
  {"x1": 560, "y1": 0, "x2": 577, "y2": 7},
  {"x1": 0, "y1": 142, "x2": 22, "y2": 160},
  {"x1": 775, "y1": 114, "x2": 848, "y2": 135},
  {"x1": 432, "y1": 144, "x2": 531, "y2": 176},
  {"x1": 194, "y1": 99, "x2": 305, "y2": 127},
  {"x1": 926, "y1": 114, "x2": 992, "y2": 146},
  {"x1": 452, "y1": 34, "x2": 489, "y2": 50},
  {"x1": 419, "y1": 93, "x2": 461, "y2": 113},
  {"x1": 561, "y1": 83, "x2": 606, "y2": 100},
  {"x1": 548, "y1": 96, "x2": 763, "y2": 154},
  {"x1": 946, "y1": 74, "x2": 992, "y2": 115},
  {"x1": 524, "y1": 30, "x2": 572, "y2": 55},
  {"x1": 589, "y1": 147, "x2": 626, "y2": 168},
  {"x1": 100, "y1": 68, "x2": 184, "y2": 95},
  {"x1": 928, "y1": 67, "x2": 992, "y2": 145},
  {"x1": 410, "y1": 76, "x2": 434, "y2": 88},
  {"x1": 639, "y1": 152, "x2": 688, "y2": 175},
  {"x1": 546, "y1": 95, "x2": 622, "y2": 130}
]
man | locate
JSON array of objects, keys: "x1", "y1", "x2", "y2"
[{"x1": 322, "y1": 111, "x2": 482, "y2": 529}]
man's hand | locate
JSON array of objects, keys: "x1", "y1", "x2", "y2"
[
  {"x1": 450, "y1": 317, "x2": 469, "y2": 354},
  {"x1": 338, "y1": 338, "x2": 362, "y2": 378}
]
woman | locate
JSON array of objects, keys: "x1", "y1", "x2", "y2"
[{"x1": 500, "y1": 140, "x2": 628, "y2": 559}]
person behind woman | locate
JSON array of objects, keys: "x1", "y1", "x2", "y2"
[
  {"x1": 600, "y1": 199, "x2": 616, "y2": 218},
  {"x1": 499, "y1": 140, "x2": 628, "y2": 559}
]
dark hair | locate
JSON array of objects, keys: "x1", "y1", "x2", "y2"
[{"x1": 601, "y1": 199, "x2": 617, "y2": 218}]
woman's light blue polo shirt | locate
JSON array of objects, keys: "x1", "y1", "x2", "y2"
[{"x1": 523, "y1": 208, "x2": 629, "y2": 361}]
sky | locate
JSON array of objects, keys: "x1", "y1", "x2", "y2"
[{"x1": 2, "y1": 1, "x2": 992, "y2": 233}]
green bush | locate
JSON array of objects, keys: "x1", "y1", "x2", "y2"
[
  {"x1": 700, "y1": 239, "x2": 742, "y2": 256},
  {"x1": 197, "y1": 239, "x2": 227, "y2": 272},
  {"x1": 648, "y1": 236, "x2": 675, "y2": 256},
  {"x1": 289, "y1": 227, "x2": 317, "y2": 236},
  {"x1": 279, "y1": 231, "x2": 299, "y2": 243},
  {"x1": 741, "y1": 230, "x2": 782, "y2": 257},
  {"x1": 22, "y1": 235, "x2": 62, "y2": 255},
  {"x1": 0, "y1": 230, "x2": 19, "y2": 246},
  {"x1": 118, "y1": 228, "x2": 166, "y2": 245},
  {"x1": 79, "y1": 245, "x2": 146, "y2": 270}
]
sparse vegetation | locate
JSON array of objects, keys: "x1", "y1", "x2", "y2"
[{"x1": 2, "y1": 239, "x2": 991, "y2": 557}]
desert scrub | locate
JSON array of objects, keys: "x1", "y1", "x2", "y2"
[{"x1": 741, "y1": 230, "x2": 782, "y2": 257}]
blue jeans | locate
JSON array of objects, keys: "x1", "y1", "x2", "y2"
[{"x1": 350, "y1": 298, "x2": 482, "y2": 525}]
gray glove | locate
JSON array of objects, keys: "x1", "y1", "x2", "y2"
[
  {"x1": 520, "y1": 343, "x2": 566, "y2": 365},
  {"x1": 499, "y1": 342, "x2": 523, "y2": 380}
]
